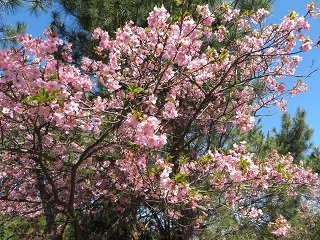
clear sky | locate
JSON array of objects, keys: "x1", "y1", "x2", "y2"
[{"x1": 4, "y1": 0, "x2": 320, "y2": 145}]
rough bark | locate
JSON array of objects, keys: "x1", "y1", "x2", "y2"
[{"x1": 36, "y1": 170, "x2": 61, "y2": 240}]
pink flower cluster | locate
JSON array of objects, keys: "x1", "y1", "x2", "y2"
[
  {"x1": 269, "y1": 215, "x2": 291, "y2": 236},
  {"x1": 134, "y1": 116, "x2": 167, "y2": 148},
  {"x1": 0, "y1": 4, "x2": 319, "y2": 237},
  {"x1": 251, "y1": 8, "x2": 269, "y2": 24},
  {"x1": 306, "y1": 2, "x2": 320, "y2": 18},
  {"x1": 214, "y1": 26, "x2": 228, "y2": 42},
  {"x1": 196, "y1": 5, "x2": 215, "y2": 25},
  {"x1": 290, "y1": 80, "x2": 308, "y2": 96},
  {"x1": 147, "y1": 5, "x2": 170, "y2": 29}
]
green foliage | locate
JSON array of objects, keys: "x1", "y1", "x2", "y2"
[
  {"x1": 307, "y1": 146, "x2": 320, "y2": 174},
  {"x1": 0, "y1": 0, "x2": 22, "y2": 13},
  {"x1": 228, "y1": 121, "x2": 276, "y2": 159},
  {"x1": 174, "y1": 173, "x2": 188, "y2": 184},
  {"x1": 274, "y1": 108, "x2": 313, "y2": 163},
  {"x1": 127, "y1": 84, "x2": 144, "y2": 94},
  {"x1": 0, "y1": 215, "x2": 46, "y2": 239},
  {"x1": 0, "y1": 21, "x2": 26, "y2": 47},
  {"x1": 0, "y1": 0, "x2": 52, "y2": 47},
  {"x1": 237, "y1": 0, "x2": 273, "y2": 12},
  {"x1": 232, "y1": 108, "x2": 314, "y2": 163},
  {"x1": 27, "y1": 87, "x2": 61, "y2": 104}
]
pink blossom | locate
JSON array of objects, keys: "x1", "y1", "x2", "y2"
[
  {"x1": 214, "y1": 26, "x2": 227, "y2": 42},
  {"x1": 301, "y1": 38, "x2": 313, "y2": 51},
  {"x1": 162, "y1": 101, "x2": 178, "y2": 119},
  {"x1": 230, "y1": 169, "x2": 242, "y2": 182}
]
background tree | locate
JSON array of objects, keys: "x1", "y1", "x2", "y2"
[
  {"x1": 52, "y1": 0, "x2": 273, "y2": 61},
  {"x1": 273, "y1": 108, "x2": 314, "y2": 163},
  {"x1": 0, "y1": 0, "x2": 52, "y2": 47},
  {"x1": 307, "y1": 146, "x2": 320, "y2": 174}
]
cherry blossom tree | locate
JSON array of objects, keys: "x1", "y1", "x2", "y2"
[{"x1": 0, "y1": 2, "x2": 320, "y2": 239}]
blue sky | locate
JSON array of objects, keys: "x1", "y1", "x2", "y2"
[{"x1": 4, "y1": 0, "x2": 320, "y2": 145}]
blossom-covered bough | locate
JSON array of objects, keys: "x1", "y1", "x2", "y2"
[{"x1": 0, "y1": 2, "x2": 320, "y2": 239}]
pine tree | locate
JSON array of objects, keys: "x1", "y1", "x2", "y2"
[
  {"x1": 0, "y1": 0, "x2": 52, "y2": 47},
  {"x1": 273, "y1": 108, "x2": 313, "y2": 163}
]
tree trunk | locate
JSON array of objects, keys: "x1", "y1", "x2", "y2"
[
  {"x1": 36, "y1": 170, "x2": 61, "y2": 240},
  {"x1": 68, "y1": 205, "x2": 82, "y2": 240},
  {"x1": 182, "y1": 225, "x2": 199, "y2": 240},
  {"x1": 43, "y1": 200, "x2": 61, "y2": 240},
  {"x1": 128, "y1": 218, "x2": 140, "y2": 240},
  {"x1": 180, "y1": 209, "x2": 199, "y2": 240}
]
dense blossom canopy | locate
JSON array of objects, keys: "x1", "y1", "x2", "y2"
[{"x1": 0, "y1": 2, "x2": 320, "y2": 239}]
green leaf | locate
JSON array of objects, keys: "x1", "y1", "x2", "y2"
[
  {"x1": 275, "y1": 163, "x2": 285, "y2": 172},
  {"x1": 175, "y1": 173, "x2": 188, "y2": 184},
  {"x1": 178, "y1": 156, "x2": 188, "y2": 164},
  {"x1": 27, "y1": 96, "x2": 39, "y2": 102},
  {"x1": 150, "y1": 166, "x2": 165, "y2": 174},
  {"x1": 133, "y1": 87, "x2": 144, "y2": 93},
  {"x1": 38, "y1": 87, "x2": 46, "y2": 96},
  {"x1": 127, "y1": 84, "x2": 144, "y2": 93},
  {"x1": 132, "y1": 109, "x2": 143, "y2": 121},
  {"x1": 48, "y1": 74, "x2": 58, "y2": 81},
  {"x1": 199, "y1": 154, "x2": 211, "y2": 163},
  {"x1": 165, "y1": 154, "x2": 174, "y2": 162},
  {"x1": 288, "y1": 11, "x2": 297, "y2": 19},
  {"x1": 58, "y1": 96, "x2": 65, "y2": 108},
  {"x1": 215, "y1": 172, "x2": 224, "y2": 180},
  {"x1": 26, "y1": 87, "x2": 61, "y2": 104},
  {"x1": 239, "y1": 157, "x2": 251, "y2": 171},
  {"x1": 281, "y1": 172, "x2": 292, "y2": 179}
]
